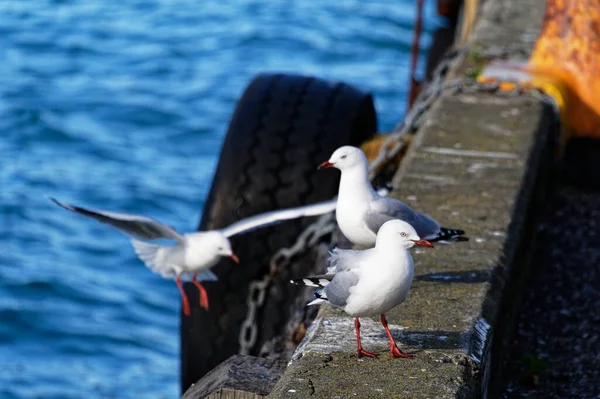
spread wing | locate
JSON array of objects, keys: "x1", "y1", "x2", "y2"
[
  {"x1": 220, "y1": 199, "x2": 336, "y2": 238},
  {"x1": 364, "y1": 196, "x2": 440, "y2": 238},
  {"x1": 50, "y1": 197, "x2": 184, "y2": 241}
]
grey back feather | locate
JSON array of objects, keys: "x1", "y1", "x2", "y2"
[
  {"x1": 365, "y1": 196, "x2": 440, "y2": 238},
  {"x1": 324, "y1": 270, "x2": 360, "y2": 308}
]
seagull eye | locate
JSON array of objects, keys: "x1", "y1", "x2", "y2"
[
  {"x1": 400, "y1": 232, "x2": 407, "y2": 237},
  {"x1": 218, "y1": 247, "x2": 224, "y2": 250},
  {"x1": 341, "y1": 155, "x2": 347, "y2": 160}
]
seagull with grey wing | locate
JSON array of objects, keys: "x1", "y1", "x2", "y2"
[
  {"x1": 318, "y1": 145, "x2": 467, "y2": 247},
  {"x1": 50, "y1": 197, "x2": 337, "y2": 316},
  {"x1": 291, "y1": 219, "x2": 433, "y2": 358}
]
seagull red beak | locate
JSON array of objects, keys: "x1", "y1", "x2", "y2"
[
  {"x1": 318, "y1": 161, "x2": 334, "y2": 170},
  {"x1": 412, "y1": 239, "x2": 434, "y2": 248},
  {"x1": 229, "y1": 253, "x2": 240, "y2": 263}
]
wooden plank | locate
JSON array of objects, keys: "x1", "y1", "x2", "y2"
[
  {"x1": 207, "y1": 388, "x2": 264, "y2": 399},
  {"x1": 182, "y1": 355, "x2": 286, "y2": 399}
]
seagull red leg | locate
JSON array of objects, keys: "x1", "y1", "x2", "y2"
[
  {"x1": 192, "y1": 274, "x2": 210, "y2": 311},
  {"x1": 355, "y1": 317, "x2": 378, "y2": 358},
  {"x1": 176, "y1": 276, "x2": 191, "y2": 316},
  {"x1": 381, "y1": 314, "x2": 413, "y2": 358}
]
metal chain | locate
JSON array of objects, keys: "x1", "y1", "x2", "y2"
[
  {"x1": 237, "y1": 45, "x2": 560, "y2": 355},
  {"x1": 238, "y1": 212, "x2": 336, "y2": 355}
]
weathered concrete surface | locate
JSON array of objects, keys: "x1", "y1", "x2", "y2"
[
  {"x1": 469, "y1": 0, "x2": 544, "y2": 57},
  {"x1": 270, "y1": 93, "x2": 555, "y2": 399},
  {"x1": 269, "y1": 1, "x2": 556, "y2": 397},
  {"x1": 452, "y1": 0, "x2": 545, "y2": 81}
]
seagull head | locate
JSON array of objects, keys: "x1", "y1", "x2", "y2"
[
  {"x1": 187, "y1": 232, "x2": 239, "y2": 267},
  {"x1": 318, "y1": 146, "x2": 367, "y2": 171},
  {"x1": 215, "y1": 234, "x2": 240, "y2": 263},
  {"x1": 377, "y1": 220, "x2": 434, "y2": 249}
]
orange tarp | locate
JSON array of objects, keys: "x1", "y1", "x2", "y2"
[{"x1": 527, "y1": 0, "x2": 600, "y2": 138}]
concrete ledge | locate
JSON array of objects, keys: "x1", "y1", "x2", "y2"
[
  {"x1": 269, "y1": 1, "x2": 558, "y2": 397},
  {"x1": 270, "y1": 92, "x2": 556, "y2": 399}
]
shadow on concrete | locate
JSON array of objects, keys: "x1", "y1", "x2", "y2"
[
  {"x1": 414, "y1": 269, "x2": 492, "y2": 283},
  {"x1": 362, "y1": 329, "x2": 468, "y2": 351}
]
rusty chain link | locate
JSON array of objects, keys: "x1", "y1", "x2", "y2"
[{"x1": 237, "y1": 45, "x2": 560, "y2": 355}]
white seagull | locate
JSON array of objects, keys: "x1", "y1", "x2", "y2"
[
  {"x1": 50, "y1": 197, "x2": 337, "y2": 316},
  {"x1": 291, "y1": 219, "x2": 433, "y2": 358},
  {"x1": 318, "y1": 145, "x2": 467, "y2": 247}
]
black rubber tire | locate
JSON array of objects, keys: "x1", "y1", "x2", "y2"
[{"x1": 181, "y1": 73, "x2": 377, "y2": 392}]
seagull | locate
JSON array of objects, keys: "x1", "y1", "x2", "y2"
[
  {"x1": 291, "y1": 219, "x2": 433, "y2": 358},
  {"x1": 50, "y1": 197, "x2": 337, "y2": 316},
  {"x1": 318, "y1": 145, "x2": 467, "y2": 247}
]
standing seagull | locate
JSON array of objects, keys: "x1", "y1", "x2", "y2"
[
  {"x1": 50, "y1": 197, "x2": 337, "y2": 316},
  {"x1": 291, "y1": 219, "x2": 433, "y2": 358},
  {"x1": 318, "y1": 145, "x2": 467, "y2": 247}
]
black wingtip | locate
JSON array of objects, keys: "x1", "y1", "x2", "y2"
[
  {"x1": 290, "y1": 278, "x2": 329, "y2": 288},
  {"x1": 48, "y1": 197, "x2": 83, "y2": 215},
  {"x1": 47, "y1": 196, "x2": 62, "y2": 207},
  {"x1": 48, "y1": 196, "x2": 69, "y2": 210},
  {"x1": 431, "y1": 227, "x2": 469, "y2": 242},
  {"x1": 442, "y1": 228, "x2": 465, "y2": 236}
]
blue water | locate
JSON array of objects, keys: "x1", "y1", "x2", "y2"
[{"x1": 0, "y1": 1, "x2": 441, "y2": 398}]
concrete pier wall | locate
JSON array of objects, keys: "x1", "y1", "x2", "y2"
[{"x1": 268, "y1": 1, "x2": 559, "y2": 397}]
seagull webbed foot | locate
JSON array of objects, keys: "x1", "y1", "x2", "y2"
[
  {"x1": 389, "y1": 344, "x2": 413, "y2": 359},
  {"x1": 357, "y1": 348, "x2": 378, "y2": 358}
]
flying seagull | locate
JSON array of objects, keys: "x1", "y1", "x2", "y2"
[{"x1": 50, "y1": 197, "x2": 336, "y2": 315}]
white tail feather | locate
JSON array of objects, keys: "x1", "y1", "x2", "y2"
[{"x1": 307, "y1": 298, "x2": 327, "y2": 306}]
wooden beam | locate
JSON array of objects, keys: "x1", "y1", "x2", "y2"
[{"x1": 182, "y1": 355, "x2": 286, "y2": 399}]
